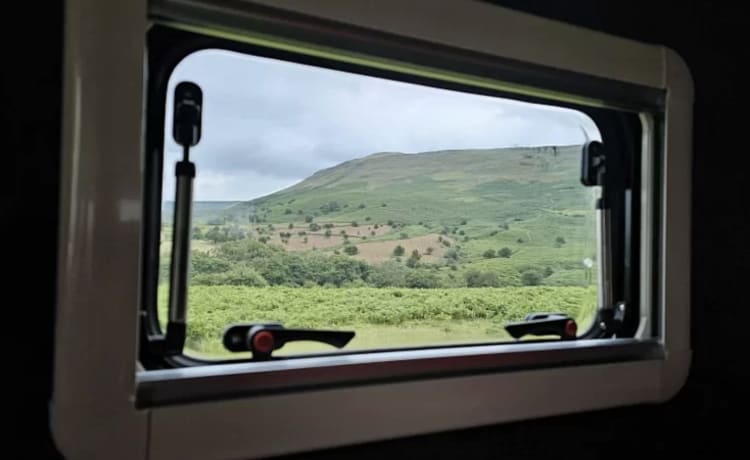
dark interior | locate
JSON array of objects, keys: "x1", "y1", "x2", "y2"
[{"x1": 10, "y1": 1, "x2": 747, "y2": 457}]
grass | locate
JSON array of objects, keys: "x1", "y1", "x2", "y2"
[{"x1": 159, "y1": 285, "x2": 598, "y2": 357}]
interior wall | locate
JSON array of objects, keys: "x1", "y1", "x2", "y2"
[{"x1": 9, "y1": 1, "x2": 747, "y2": 458}]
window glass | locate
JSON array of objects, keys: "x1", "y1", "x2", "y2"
[{"x1": 160, "y1": 49, "x2": 603, "y2": 358}]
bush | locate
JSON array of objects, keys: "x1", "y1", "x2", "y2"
[
  {"x1": 320, "y1": 201, "x2": 341, "y2": 213},
  {"x1": 400, "y1": 233, "x2": 409, "y2": 239},
  {"x1": 465, "y1": 270, "x2": 500, "y2": 287},
  {"x1": 498, "y1": 247, "x2": 512, "y2": 258},
  {"x1": 368, "y1": 261, "x2": 408, "y2": 287},
  {"x1": 325, "y1": 229, "x2": 332, "y2": 238},
  {"x1": 284, "y1": 208, "x2": 292, "y2": 214},
  {"x1": 460, "y1": 219, "x2": 468, "y2": 225},
  {"x1": 304, "y1": 215, "x2": 314, "y2": 223},
  {"x1": 351, "y1": 221, "x2": 358, "y2": 227},
  {"x1": 405, "y1": 270, "x2": 440, "y2": 288},
  {"x1": 343, "y1": 245, "x2": 359, "y2": 255},
  {"x1": 444, "y1": 248, "x2": 459, "y2": 260},
  {"x1": 521, "y1": 270, "x2": 543, "y2": 286},
  {"x1": 483, "y1": 249, "x2": 496, "y2": 258},
  {"x1": 393, "y1": 245, "x2": 405, "y2": 257},
  {"x1": 309, "y1": 222, "x2": 321, "y2": 231},
  {"x1": 406, "y1": 250, "x2": 421, "y2": 268},
  {"x1": 191, "y1": 253, "x2": 232, "y2": 274}
]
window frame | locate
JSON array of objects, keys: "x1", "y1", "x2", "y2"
[
  {"x1": 140, "y1": 24, "x2": 643, "y2": 368},
  {"x1": 51, "y1": 1, "x2": 693, "y2": 459}
]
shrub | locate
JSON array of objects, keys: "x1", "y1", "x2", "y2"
[
  {"x1": 498, "y1": 247, "x2": 512, "y2": 258},
  {"x1": 483, "y1": 249, "x2": 496, "y2": 258},
  {"x1": 405, "y1": 270, "x2": 440, "y2": 288},
  {"x1": 393, "y1": 245, "x2": 405, "y2": 257},
  {"x1": 521, "y1": 270, "x2": 543, "y2": 286},
  {"x1": 343, "y1": 245, "x2": 358, "y2": 255},
  {"x1": 465, "y1": 270, "x2": 500, "y2": 287}
]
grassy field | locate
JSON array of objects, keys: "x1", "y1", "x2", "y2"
[{"x1": 159, "y1": 285, "x2": 597, "y2": 357}]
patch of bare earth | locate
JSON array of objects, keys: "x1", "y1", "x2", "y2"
[{"x1": 352, "y1": 234, "x2": 454, "y2": 264}]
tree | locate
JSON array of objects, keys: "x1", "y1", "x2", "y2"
[
  {"x1": 320, "y1": 201, "x2": 341, "y2": 213},
  {"x1": 358, "y1": 203, "x2": 366, "y2": 209},
  {"x1": 309, "y1": 222, "x2": 321, "y2": 231},
  {"x1": 393, "y1": 245, "x2": 405, "y2": 257},
  {"x1": 351, "y1": 221, "x2": 358, "y2": 227},
  {"x1": 325, "y1": 229, "x2": 332, "y2": 238},
  {"x1": 343, "y1": 245, "x2": 358, "y2": 255},
  {"x1": 304, "y1": 215, "x2": 314, "y2": 223},
  {"x1": 400, "y1": 233, "x2": 409, "y2": 239},
  {"x1": 288, "y1": 223, "x2": 293, "y2": 229},
  {"x1": 460, "y1": 219, "x2": 468, "y2": 225},
  {"x1": 483, "y1": 249, "x2": 496, "y2": 258},
  {"x1": 406, "y1": 249, "x2": 421, "y2": 268},
  {"x1": 192, "y1": 227, "x2": 203, "y2": 240},
  {"x1": 426, "y1": 247, "x2": 434, "y2": 255},
  {"x1": 284, "y1": 208, "x2": 293, "y2": 214},
  {"x1": 365, "y1": 216, "x2": 371, "y2": 221},
  {"x1": 497, "y1": 247, "x2": 511, "y2": 258},
  {"x1": 555, "y1": 236, "x2": 566, "y2": 247}
]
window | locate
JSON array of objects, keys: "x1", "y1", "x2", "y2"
[
  {"x1": 155, "y1": 47, "x2": 606, "y2": 360},
  {"x1": 52, "y1": 1, "x2": 692, "y2": 459}
]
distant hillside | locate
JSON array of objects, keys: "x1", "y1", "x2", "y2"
[
  {"x1": 162, "y1": 201, "x2": 240, "y2": 224},
  {"x1": 171, "y1": 145, "x2": 598, "y2": 288},
  {"x1": 226, "y1": 145, "x2": 589, "y2": 226}
]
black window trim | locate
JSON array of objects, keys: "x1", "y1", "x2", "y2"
[{"x1": 139, "y1": 21, "x2": 657, "y2": 373}]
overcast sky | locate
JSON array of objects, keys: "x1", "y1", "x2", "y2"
[{"x1": 163, "y1": 49, "x2": 600, "y2": 201}]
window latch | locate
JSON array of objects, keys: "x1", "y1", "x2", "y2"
[
  {"x1": 223, "y1": 323, "x2": 355, "y2": 360},
  {"x1": 504, "y1": 313, "x2": 578, "y2": 340}
]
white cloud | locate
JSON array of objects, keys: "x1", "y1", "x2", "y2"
[{"x1": 163, "y1": 49, "x2": 601, "y2": 201}]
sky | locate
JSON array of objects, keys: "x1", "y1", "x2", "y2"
[{"x1": 163, "y1": 49, "x2": 601, "y2": 201}]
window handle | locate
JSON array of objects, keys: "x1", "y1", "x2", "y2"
[
  {"x1": 223, "y1": 323, "x2": 355, "y2": 360},
  {"x1": 504, "y1": 313, "x2": 578, "y2": 340}
]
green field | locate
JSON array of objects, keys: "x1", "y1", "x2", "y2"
[
  {"x1": 159, "y1": 145, "x2": 601, "y2": 356},
  {"x1": 159, "y1": 285, "x2": 597, "y2": 357}
]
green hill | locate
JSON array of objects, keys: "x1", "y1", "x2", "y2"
[
  {"x1": 198, "y1": 145, "x2": 599, "y2": 287},
  {"x1": 227, "y1": 145, "x2": 589, "y2": 226}
]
